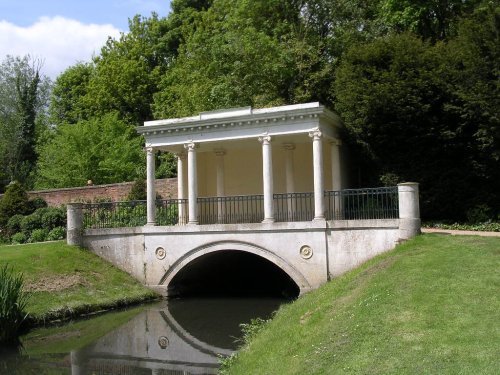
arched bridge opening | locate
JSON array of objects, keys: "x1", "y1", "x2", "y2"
[{"x1": 168, "y1": 250, "x2": 300, "y2": 298}]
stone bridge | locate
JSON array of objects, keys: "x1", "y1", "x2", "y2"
[{"x1": 67, "y1": 183, "x2": 420, "y2": 297}]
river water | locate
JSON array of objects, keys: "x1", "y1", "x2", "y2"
[{"x1": 0, "y1": 297, "x2": 285, "y2": 374}]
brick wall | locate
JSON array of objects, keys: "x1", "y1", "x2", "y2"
[{"x1": 23, "y1": 178, "x2": 178, "y2": 207}]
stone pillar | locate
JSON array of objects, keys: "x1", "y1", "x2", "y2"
[
  {"x1": 146, "y1": 146, "x2": 156, "y2": 225},
  {"x1": 309, "y1": 129, "x2": 325, "y2": 221},
  {"x1": 215, "y1": 149, "x2": 226, "y2": 222},
  {"x1": 67, "y1": 203, "x2": 83, "y2": 247},
  {"x1": 330, "y1": 139, "x2": 342, "y2": 219},
  {"x1": 176, "y1": 152, "x2": 187, "y2": 224},
  {"x1": 259, "y1": 135, "x2": 274, "y2": 223},
  {"x1": 398, "y1": 182, "x2": 421, "y2": 240},
  {"x1": 185, "y1": 142, "x2": 199, "y2": 224},
  {"x1": 330, "y1": 139, "x2": 342, "y2": 191},
  {"x1": 283, "y1": 143, "x2": 296, "y2": 220}
]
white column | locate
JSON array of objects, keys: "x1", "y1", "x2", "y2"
[
  {"x1": 215, "y1": 149, "x2": 226, "y2": 223},
  {"x1": 185, "y1": 142, "x2": 198, "y2": 224},
  {"x1": 146, "y1": 146, "x2": 156, "y2": 225},
  {"x1": 330, "y1": 139, "x2": 342, "y2": 191},
  {"x1": 330, "y1": 139, "x2": 342, "y2": 220},
  {"x1": 259, "y1": 135, "x2": 274, "y2": 223},
  {"x1": 283, "y1": 143, "x2": 296, "y2": 220},
  {"x1": 309, "y1": 129, "x2": 325, "y2": 221},
  {"x1": 283, "y1": 143, "x2": 296, "y2": 194},
  {"x1": 176, "y1": 152, "x2": 187, "y2": 224}
]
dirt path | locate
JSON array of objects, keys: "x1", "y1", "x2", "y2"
[{"x1": 422, "y1": 228, "x2": 500, "y2": 237}]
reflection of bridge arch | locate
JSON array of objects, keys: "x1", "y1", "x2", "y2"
[
  {"x1": 159, "y1": 240, "x2": 311, "y2": 294},
  {"x1": 160, "y1": 305, "x2": 233, "y2": 357}
]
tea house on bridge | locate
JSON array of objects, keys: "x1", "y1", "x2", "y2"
[{"x1": 68, "y1": 102, "x2": 420, "y2": 296}]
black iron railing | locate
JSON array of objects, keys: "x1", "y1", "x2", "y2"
[
  {"x1": 81, "y1": 187, "x2": 399, "y2": 228},
  {"x1": 197, "y1": 195, "x2": 264, "y2": 224},
  {"x1": 82, "y1": 199, "x2": 187, "y2": 229},
  {"x1": 274, "y1": 192, "x2": 314, "y2": 222},
  {"x1": 325, "y1": 187, "x2": 399, "y2": 220}
]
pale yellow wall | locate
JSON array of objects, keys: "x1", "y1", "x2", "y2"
[{"x1": 194, "y1": 137, "x2": 340, "y2": 197}]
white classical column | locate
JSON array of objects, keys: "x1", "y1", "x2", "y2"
[
  {"x1": 259, "y1": 135, "x2": 274, "y2": 223},
  {"x1": 283, "y1": 143, "x2": 296, "y2": 220},
  {"x1": 330, "y1": 139, "x2": 342, "y2": 191},
  {"x1": 176, "y1": 152, "x2": 187, "y2": 224},
  {"x1": 146, "y1": 146, "x2": 156, "y2": 225},
  {"x1": 185, "y1": 142, "x2": 198, "y2": 224},
  {"x1": 215, "y1": 149, "x2": 226, "y2": 223},
  {"x1": 330, "y1": 139, "x2": 342, "y2": 220},
  {"x1": 309, "y1": 129, "x2": 325, "y2": 221}
]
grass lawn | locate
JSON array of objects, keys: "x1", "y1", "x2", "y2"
[
  {"x1": 0, "y1": 241, "x2": 158, "y2": 323},
  {"x1": 224, "y1": 234, "x2": 500, "y2": 374}
]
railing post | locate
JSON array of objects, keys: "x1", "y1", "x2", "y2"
[
  {"x1": 398, "y1": 182, "x2": 421, "y2": 240},
  {"x1": 67, "y1": 203, "x2": 83, "y2": 247}
]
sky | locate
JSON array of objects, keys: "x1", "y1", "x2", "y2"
[{"x1": 0, "y1": 0, "x2": 172, "y2": 79}]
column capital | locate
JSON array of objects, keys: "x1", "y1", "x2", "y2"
[
  {"x1": 330, "y1": 138, "x2": 342, "y2": 147},
  {"x1": 184, "y1": 142, "x2": 198, "y2": 152},
  {"x1": 175, "y1": 151, "x2": 187, "y2": 160},
  {"x1": 214, "y1": 148, "x2": 226, "y2": 157},
  {"x1": 309, "y1": 128, "x2": 323, "y2": 141},
  {"x1": 258, "y1": 135, "x2": 272, "y2": 145},
  {"x1": 144, "y1": 146, "x2": 154, "y2": 154},
  {"x1": 282, "y1": 143, "x2": 296, "y2": 151}
]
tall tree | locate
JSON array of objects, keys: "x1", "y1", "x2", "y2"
[{"x1": 0, "y1": 56, "x2": 51, "y2": 189}]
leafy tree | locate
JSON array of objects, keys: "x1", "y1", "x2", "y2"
[
  {"x1": 443, "y1": 4, "x2": 500, "y2": 215},
  {"x1": 49, "y1": 63, "x2": 94, "y2": 126},
  {"x1": 334, "y1": 9, "x2": 499, "y2": 221},
  {"x1": 35, "y1": 113, "x2": 144, "y2": 188},
  {"x1": 379, "y1": 0, "x2": 483, "y2": 41},
  {"x1": 0, "y1": 56, "x2": 51, "y2": 188}
]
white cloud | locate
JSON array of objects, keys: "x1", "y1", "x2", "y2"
[{"x1": 0, "y1": 16, "x2": 121, "y2": 79}]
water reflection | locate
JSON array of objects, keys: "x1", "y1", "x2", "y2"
[{"x1": 2, "y1": 298, "x2": 284, "y2": 374}]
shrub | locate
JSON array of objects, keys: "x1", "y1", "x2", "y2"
[
  {"x1": 0, "y1": 265, "x2": 30, "y2": 343},
  {"x1": 466, "y1": 204, "x2": 492, "y2": 224},
  {"x1": 29, "y1": 228, "x2": 49, "y2": 243},
  {"x1": 11, "y1": 232, "x2": 27, "y2": 244},
  {"x1": 28, "y1": 197, "x2": 47, "y2": 212},
  {"x1": 5, "y1": 215, "x2": 24, "y2": 236},
  {"x1": 39, "y1": 207, "x2": 66, "y2": 230},
  {"x1": 0, "y1": 182, "x2": 30, "y2": 227},
  {"x1": 127, "y1": 179, "x2": 146, "y2": 201},
  {"x1": 20, "y1": 212, "x2": 43, "y2": 234},
  {"x1": 46, "y1": 226, "x2": 66, "y2": 241}
]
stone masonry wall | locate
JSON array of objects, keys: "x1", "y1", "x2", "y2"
[{"x1": 23, "y1": 178, "x2": 178, "y2": 207}]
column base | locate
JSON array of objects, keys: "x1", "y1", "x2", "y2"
[
  {"x1": 262, "y1": 218, "x2": 275, "y2": 224},
  {"x1": 188, "y1": 221, "x2": 199, "y2": 225},
  {"x1": 313, "y1": 216, "x2": 326, "y2": 222},
  {"x1": 145, "y1": 222, "x2": 156, "y2": 226}
]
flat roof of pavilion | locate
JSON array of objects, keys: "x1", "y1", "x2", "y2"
[{"x1": 137, "y1": 102, "x2": 341, "y2": 151}]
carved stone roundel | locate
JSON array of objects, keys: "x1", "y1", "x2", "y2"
[
  {"x1": 155, "y1": 247, "x2": 166, "y2": 260},
  {"x1": 300, "y1": 245, "x2": 313, "y2": 259},
  {"x1": 158, "y1": 336, "x2": 169, "y2": 349}
]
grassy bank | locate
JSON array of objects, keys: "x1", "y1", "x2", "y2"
[
  {"x1": 0, "y1": 241, "x2": 158, "y2": 324},
  {"x1": 224, "y1": 234, "x2": 500, "y2": 374}
]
